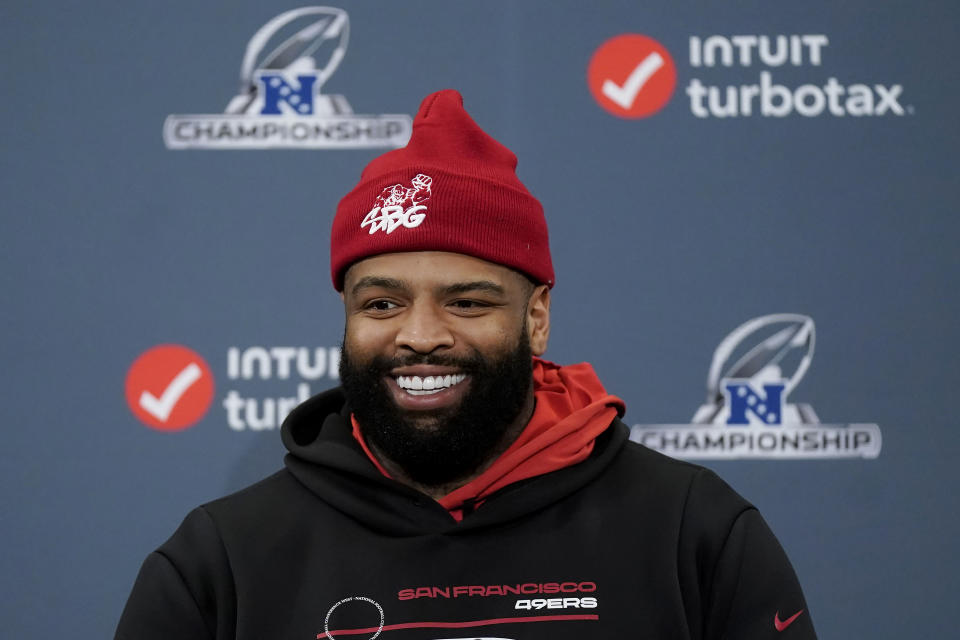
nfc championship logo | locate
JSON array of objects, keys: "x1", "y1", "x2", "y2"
[
  {"x1": 163, "y1": 7, "x2": 412, "y2": 149},
  {"x1": 631, "y1": 314, "x2": 882, "y2": 459}
]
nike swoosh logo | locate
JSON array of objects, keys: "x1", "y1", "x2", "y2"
[{"x1": 774, "y1": 609, "x2": 804, "y2": 632}]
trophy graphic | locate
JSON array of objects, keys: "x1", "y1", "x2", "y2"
[
  {"x1": 225, "y1": 7, "x2": 352, "y2": 117},
  {"x1": 630, "y1": 313, "x2": 881, "y2": 459},
  {"x1": 691, "y1": 313, "x2": 818, "y2": 425}
]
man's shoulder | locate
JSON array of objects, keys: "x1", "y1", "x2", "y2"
[
  {"x1": 200, "y1": 469, "x2": 306, "y2": 522},
  {"x1": 611, "y1": 419, "x2": 714, "y2": 483},
  {"x1": 619, "y1": 429, "x2": 703, "y2": 474},
  {"x1": 606, "y1": 419, "x2": 755, "y2": 518}
]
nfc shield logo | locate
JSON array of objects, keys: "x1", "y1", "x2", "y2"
[
  {"x1": 258, "y1": 74, "x2": 318, "y2": 115},
  {"x1": 724, "y1": 381, "x2": 785, "y2": 425}
]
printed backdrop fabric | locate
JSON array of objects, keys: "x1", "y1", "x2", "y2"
[{"x1": 1, "y1": 1, "x2": 957, "y2": 638}]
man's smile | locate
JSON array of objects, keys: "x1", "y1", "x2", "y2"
[
  {"x1": 385, "y1": 366, "x2": 473, "y2": 410},
  {"x1": 396, "y1": 373, "x2": 468, "y2": 395}
]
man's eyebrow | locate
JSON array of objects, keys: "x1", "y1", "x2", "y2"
[
  {"x1": 350, "y1": 276, "x2": 407, "y2": 296},
  {"x1": 438, "y1": 281, "x2": 506, "y2": 296}
]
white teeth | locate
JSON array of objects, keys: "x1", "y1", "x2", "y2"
[
  {"x1": 397, "y1": 376, "x2": 424, "y2": 390},
  {"x1": 396, "y1": 373, "x2": 467, "y2": 394}
]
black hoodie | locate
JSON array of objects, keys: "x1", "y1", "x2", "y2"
[{"x1": 115, "y1": 387, "x2": 816, "y2": 639}]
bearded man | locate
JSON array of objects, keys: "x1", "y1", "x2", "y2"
[{"x1": 116, "y1": 90, "x2": 817, "y2": 640}]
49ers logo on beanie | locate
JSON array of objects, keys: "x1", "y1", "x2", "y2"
[
  {"x1": 330, "y1": 89, "x2": 554, "y2": 291},
  {"x1": 360, "y1": 173, "x2": 433, "y2": 235}
]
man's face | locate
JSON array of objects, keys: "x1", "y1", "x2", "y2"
[{"x1": 339, "y1": 251, "x2": 550, "y2": 485}]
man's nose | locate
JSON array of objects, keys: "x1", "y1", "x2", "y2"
[{"x1": 394, "y1": 303, "x2": 455, "y2": 354}]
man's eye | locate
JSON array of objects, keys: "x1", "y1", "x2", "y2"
[
  {"x1": 450, "y1": 300, "x2": 488, "y2": 310},
  {"x1": 366, "y1": 300, "x2": 398, "y2": 311}
]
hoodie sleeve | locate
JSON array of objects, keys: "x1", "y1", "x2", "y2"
[
  {"x1": 704, "y1": 508, "x2": 817, "y2": 639},
  {"x1": 114, "y1": 507, "x2": 237, "y2": 640},
  {"x1": 679, "y1": 469, "x2": 817, "y2": 640}
]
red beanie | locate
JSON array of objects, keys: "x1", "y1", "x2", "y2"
[{"x1": 330, "y1": 89, "x2": 554, "y2": 291}]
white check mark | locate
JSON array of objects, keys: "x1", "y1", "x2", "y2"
[
  {"x1": 139, "y1": 362, "x2": 202, "y2": 422},
  {"x1": 602, "y1": 52, "x2": 665, "y2": 109}
]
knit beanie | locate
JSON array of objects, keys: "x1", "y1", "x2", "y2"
[{"x1": 330, "y1": 89, "x2": 554, "y2": 291}]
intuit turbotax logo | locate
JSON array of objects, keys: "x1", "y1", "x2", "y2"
[
  {"x1": 126, "y1": 343, "x2": 340, "y2": 432},
  {"x1": 164, "y1": 7, "x2": 412, "y2": 149},
  {"x1": 630, "y1": 314, "x2": 882, "y2": 459},
  {"x1": 588, "y1": 33, "x2": 911, "y2": 119}
]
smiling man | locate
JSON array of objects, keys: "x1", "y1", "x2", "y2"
[
  {"x1": 339, "y1": 252, "x2": 549, "y2": 500},
  {"x1": 116, "y1": 90, "x2": 817, "y2": 639}
]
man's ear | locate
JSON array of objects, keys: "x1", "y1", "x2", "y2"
[{"x1": 526, "y1": 285, "x2": 551, "y2": 356}]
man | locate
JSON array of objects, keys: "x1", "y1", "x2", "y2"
[{"x1": 116, "y1": 90, "x2": 817, "y2": 639}]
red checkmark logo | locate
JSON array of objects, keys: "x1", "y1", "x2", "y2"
[
  {"x1": 774, "y1": 609, "x2": 804, "y2": 632},
  {"x1": 125, "y1": 344, "x2": 215, "y2": 431},
  {"x1": 587, "y1": 34, "x2": 677, "y2": 118}
]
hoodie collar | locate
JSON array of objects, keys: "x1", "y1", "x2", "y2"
[
  {"x1": 351, "y1": 357, "x2": 625, "y2": 519},
  {"x1": 280, "y1": 372, "x2": 629, "y2": 535}
]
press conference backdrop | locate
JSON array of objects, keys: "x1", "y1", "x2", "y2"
[{"x1": 2, "y1": 1, "x2": 957, "y2": 637}]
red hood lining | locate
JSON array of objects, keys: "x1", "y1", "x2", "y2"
[{"x1": 350, "y1": 357, "x2": 625, "y2": 521}]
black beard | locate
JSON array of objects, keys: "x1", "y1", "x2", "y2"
[{"x1": 339, "y1": 333, "x2": 534, "y2": 487}]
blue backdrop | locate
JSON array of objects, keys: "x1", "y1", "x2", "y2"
[{"x1": 2, "y1": 1, "x2": 958, "y2": 637}]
